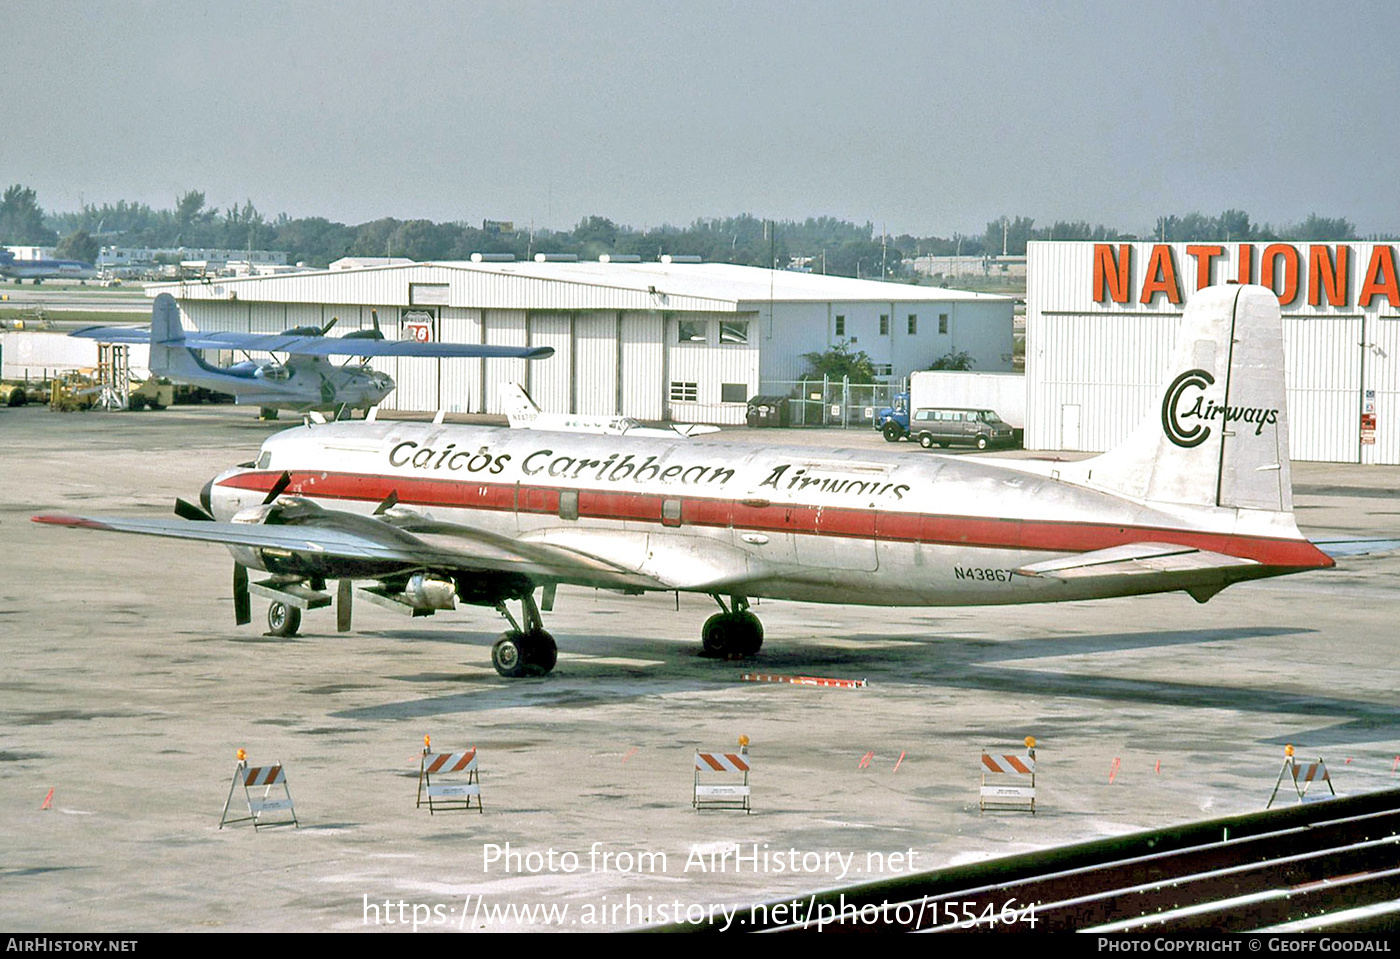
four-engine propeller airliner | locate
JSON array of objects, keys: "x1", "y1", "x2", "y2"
[
  {"x1": 70, "y1": 294, "x2": 554, "y2": 415},
  {"x1": 37, "y1": 284, "x2": 1337, "y2": 678}
]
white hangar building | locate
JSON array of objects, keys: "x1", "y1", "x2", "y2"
[
  {"x1": 150, "y1": 260, "x2": 1012, "y2": 424},
  {"x1": 1026, "y1": 240, "x2": 1400, "y2": 464}
]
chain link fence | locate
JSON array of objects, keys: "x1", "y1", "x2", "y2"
[{"x1": 754, "y1": 377, "x2": 907, "y2": 428}]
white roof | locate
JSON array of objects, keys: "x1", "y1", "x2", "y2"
[{"x1": 152, "y1": 259, "x2": 1008, "y2": 311}]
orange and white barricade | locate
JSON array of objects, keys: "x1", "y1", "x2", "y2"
[
  {"x1": 220, "y1": 750, "x2": 298, "y2": 830},
  {"x1": 694, "y1": 750, "x2": 752, "y2": 813},
  {"x1": 1267, "y1": 745, "x2": 1337, "y2": 807},
  {"x1": 418, "y1": 744, "x2": 482, "y2": 814},
  {"x1": 980, "y1": 744, "x2": 1036, "y2": 815}
]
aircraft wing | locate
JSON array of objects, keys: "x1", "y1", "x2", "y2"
[
  {"x1": 69, "y1": 325, "x2": 554, "y2": 360},
  {"x1": 32, "y1": 511, "x2": 662, "y2": 591},
  {"x1": 1311, "y1": 538, "x2": 1400, "y2": 558},
  {"x1": 1014, "y1": 542, "x2": 1259, "y2": 583},
  {"x1": 69, "y1": 325, "x2": 151, "y2": 344}
]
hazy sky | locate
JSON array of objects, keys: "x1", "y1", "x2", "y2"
[{"x1": 6, "y1": 1, "x2": 1398, "y2": 237}]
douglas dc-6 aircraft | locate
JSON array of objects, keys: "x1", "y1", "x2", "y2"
[
  {"x1": 37, "y1": 285, "x2": 1340, "y2": 678},
  {"x1": 70, "y1": 295, "x2": 554, "y2": 415},
  {"x1": 501, "y1": 382, "x2": 722, "y2": 437}
]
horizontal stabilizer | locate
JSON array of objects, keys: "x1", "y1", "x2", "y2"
[
  {"x1": 1312, "y1": 538, "x2": 1400, "y2": 558},
  {"x1": 1015, "y1": 542, "x2": 1259, "y2": 580}
]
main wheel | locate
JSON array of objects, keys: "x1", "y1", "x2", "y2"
[
  {"x1": 732, "y1": 611, "x2": 764, "y2": 656},
  {"x1": 523, "y1": 628, "x2": 557, "y2": 675},
  {"x1": 492, "y1": 631, "x2": 529, "y2": 677},
  {"x1": 882, "y1": 422, "x2": 903, "y2": 442},
  {"x1": 701, "y1": 613, "x2": 729, "y2": 656},
  {"x1": 266, "y1": 601, "x2": 301, "y2": 637}
]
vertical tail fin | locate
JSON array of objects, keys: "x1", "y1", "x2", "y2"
[
  {"x1": 1082, "y1": 284, "x2": 1291, "y2": 512},
  {"x1": 147, "y1": 293, "x2": 206, "y2": 380},
  {"x1": 498, "y1": 382, "x2": 542, "y2": 428}
]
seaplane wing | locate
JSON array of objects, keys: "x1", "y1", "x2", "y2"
[{"x1": 71, "y1": 324, "x2": 554, "y2": 360}]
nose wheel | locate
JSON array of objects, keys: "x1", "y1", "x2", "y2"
[
  {"x1": 701, "y1": 595, "x2": 763, "y2": 658},
  {"x1": 491, "y1": 590, "x2": 557, "y2": 677}
]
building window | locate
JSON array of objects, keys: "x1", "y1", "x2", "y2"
[
  {"x1": 670, "y1": 381, "x2": 698, "y2": 402},
  {"x1": 879, "y1": 314, "x2": 889, "y2": 335},
  {"x1": 873, "y1": 364, "x2": 893, "y2": 377},
  {"x1": 907, "y1": 314, "x2": 918, "y2": 335},
  {"x1": 834, "y1": 314, "x2": 845, "y2": 336},
  {"x1": 939, "y1": 313, "x2": 949, "y2": 335},
  {"x1": 720, "y1": 320, "x2": 748, "y2": 344},
  {"x1": 721, "y1": 383, "x2": 747, "y2": 403},
  {"x1": 677, "y1": 319, "x2": 706, "y2": 343}
]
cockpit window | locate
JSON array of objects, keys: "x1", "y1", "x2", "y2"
[{"x1": 256, "y1": 450, "x2": 272, "y2": 470}]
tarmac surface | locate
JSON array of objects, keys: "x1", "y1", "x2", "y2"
[{"x1": 2, "y1": 404, "x2": 1399, "y2": 932}]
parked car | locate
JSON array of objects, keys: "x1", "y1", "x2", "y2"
[{"x1": 908, "y1": 407, "x2": 1017, "y2": 450}]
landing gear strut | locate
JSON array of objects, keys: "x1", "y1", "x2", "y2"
[
  {"x1": 491, "y1": 590, "x2": 557, "y2": 678},
  {"x1": 701, "y1": 595, "x2": 763, "y2": 659}
]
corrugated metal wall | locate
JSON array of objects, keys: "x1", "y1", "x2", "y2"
[
  {"x1": 1028, "y1": 241, "x2": 1400, "y2": 463},
  {"x1": 665, "y1": 312, "x2": 759, "y2": 424}
]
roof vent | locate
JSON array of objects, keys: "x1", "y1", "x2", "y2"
[
  {"x1": 534, "y1": 253, "x2": 579, "y2": 262},
  {"x1": 659, "y1": 254, "x2": 701, "y2": 264},
  {"x1": 470, "y1": 253, "x2": 515, "y2": 262},
  {"x1": 599, "y1": 254, "x2": 641, "y2": 263}
]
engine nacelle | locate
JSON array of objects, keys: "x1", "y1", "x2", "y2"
[{"x1": 402, "y1": 573, "x2": 457, "y2": 611}]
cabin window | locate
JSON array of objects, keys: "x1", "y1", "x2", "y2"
[
  {"x1": 559, "y1": 490, "x2": 579, "y2": 521},
  {"x1": 662, "y1": 498, "x2": 682, "y2": 527}
]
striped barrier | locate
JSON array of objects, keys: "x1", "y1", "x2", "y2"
[
  {"x1": 694, "y1": 750, "x2": 752, "y2": 813},
  {"x1": 741, "y1": 673, "x2": 867, "y2": 689},
  {"x1": 220, "y1": 752, "x2": 298, "y2": 830},
  {"x1": 980, "y1": 748, "x2": 1036, "y2": 815},
  {"x1": 418, "y1": 745, "x2": 483, "y2": 814},
  {"x1": 1267, "y1": 747, "x2": 1337, "y2": 807}
]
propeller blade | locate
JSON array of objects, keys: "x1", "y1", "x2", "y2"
[
  {"x1": 336, "y1": 579, "x2": 353, "y2": 632},
  {"x1": 233, "y1": 563, "x2": 251, "y2": 626},
  {"x1": 175, "y1": 497, "x2": 214, "y2": 522},
  {"x1": 372, "y1": 490, "x2": 399, "y2": 515},
  {"x1": 321, "y1": 316, "x2": 338, "y2": 336},
  {"x1": 370, "y1": 309, "x2": 380, "y2": 335},
  {"x1": 262, "y1": 470, "x2": 292, "y2": 505}
]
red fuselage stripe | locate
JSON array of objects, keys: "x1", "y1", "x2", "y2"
[{"x1": 218, "y1": 471, "x2": 1333, "y2": 570}]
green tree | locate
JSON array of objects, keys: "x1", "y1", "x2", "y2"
[
  {"x1": 0, "y1": 184, "x2": 57, "y2": 244},
  {"x1": 930, "y1": 350, "x2": 975, "y2": 370},
  {"x1": 55, "y1": 229, "x2": 99, "y2": 263},
  {"x1": 800, "y1": 341, "x2": 878, "y2": 382}
]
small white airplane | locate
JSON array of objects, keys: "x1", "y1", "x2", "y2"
[
  {"x1": 37, "y1": 285, "x2": 1343, "y2": 679},
  {"x1": 500, "y1": 382, "x2": 721, "y2": 437},
  {"x1": 70, "y1": 294, "x2": 554, "y2": 416}
]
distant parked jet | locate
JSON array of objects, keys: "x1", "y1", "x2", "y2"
[{"x1": 500, "y1": 382, "x2": 720, "y2": 437}]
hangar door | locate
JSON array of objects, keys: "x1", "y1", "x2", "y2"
[
  {"x1": 1284, "y1": 316, "x2": 1362, "y2": 463},
  {"x1": 390, "y1": 307, "x2": 439, "y2": 412}
]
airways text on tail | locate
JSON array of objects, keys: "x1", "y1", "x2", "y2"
[{"x1": 39, "y1": 284, "x2": 1332, "y2": 678}]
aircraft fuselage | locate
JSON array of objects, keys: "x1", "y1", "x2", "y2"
[{"x1": 207, "y1": 420, "x2": 1331, "y2": 608}]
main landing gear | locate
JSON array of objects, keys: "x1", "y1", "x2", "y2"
[
  {"x1": 491, "y1": 591, "x2": 557, "y2": 678},
  {"x1": 701, "y1": 595, "x2": 763, "y2": 659}
]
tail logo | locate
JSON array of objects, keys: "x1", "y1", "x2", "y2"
[
  {"x1": 1162, "y1": 367, "x2": 1281, "y2": 448},
  {"x1": 1162, "y1": 369, "x2": 1216, "y2": 448}
]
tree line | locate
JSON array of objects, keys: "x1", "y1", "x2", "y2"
[{"x1": 0, "y1": 182, "x2": 1386, "y2": 279}]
